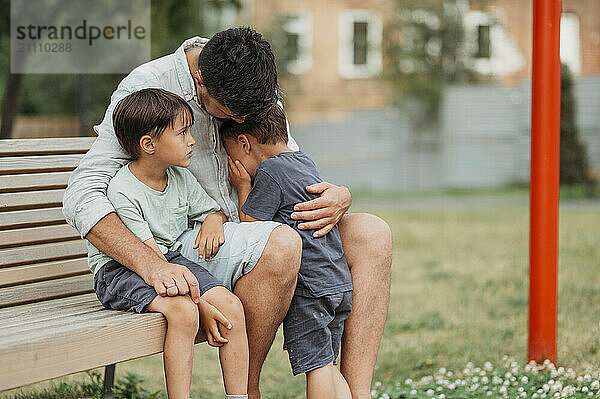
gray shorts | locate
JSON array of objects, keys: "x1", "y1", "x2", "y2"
[
  {"x1": 177, "y1": 220, "x2": 281, "y2": 291},
  {"x1": 93, "y1": 251, "x2": 223, "y2": 313},
  {"x1": 283, "y1": 291, "x2": 353, "y2": 375}
]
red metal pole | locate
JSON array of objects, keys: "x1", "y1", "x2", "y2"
[{"x1": 528, "y1": 0, "x2": 561, "y2": 364}]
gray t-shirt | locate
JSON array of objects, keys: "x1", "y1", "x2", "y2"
[
  {"x1": 241, "y1": 151, "x2": 352, "y2": 297},
  {"x1": 86, "y1": 164, "x2": 220, "y2": 275}
]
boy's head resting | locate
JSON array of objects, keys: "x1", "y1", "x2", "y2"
[
  {"x1": 113, "y1": 88, "x2": 194, "y2": 163},
  {"x1": 199, "y1": 27, "x2": 278, "y2": 122},
  {"x1": 221, "y1": 103, "x2": 289, "y2": 177}
]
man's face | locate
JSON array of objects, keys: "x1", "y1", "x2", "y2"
[{"x1": 195, "y1": 73, "x2": 247, "y2": 124}]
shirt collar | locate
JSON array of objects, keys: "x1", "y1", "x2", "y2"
[{"x1": 174, "y1": 36, "x2": 209, "y2": 102}]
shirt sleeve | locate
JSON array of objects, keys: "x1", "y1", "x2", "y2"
[
  {"x1": 184, "y1": 169, "x2": 221, "y2": 223},
  {"x1": 106, "y1": 186, "x2": 153, "y2": 244},
  {"x1": 62, "y1": 74, "x2": 163, "y2": 238},
  {"x1": 241, "y1": 169, "x2": 282, "y2": 221}
]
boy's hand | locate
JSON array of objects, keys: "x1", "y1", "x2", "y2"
[
  {"x1": 227, "y1": 156, "x2": 252, "y2": 191},
  {"x1": 197, "y1": 298, "x2": 232, "y2": 347},
  {"x1": 194, "y1": 212, "x2": 226, "y2": 260}
]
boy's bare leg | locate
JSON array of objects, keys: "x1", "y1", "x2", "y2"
[
  {"x1": 332, "y1": 365, "x2": 352, "y2": 398},
  {"x1": 233, "y1": 225, "x2": 302, "y2": 399},
  {"x1": 306, "y1": 363, "x2": 351, "y2": 399},
  {"x1": 146, "y1": 295, "x2": 199, "y2": 399},
  {"x1": 200, "y1": 287, "x2": 249, "y2": 395},
  {"x1": 337, "y1": 213, "x2": 392, "y2": 399}
]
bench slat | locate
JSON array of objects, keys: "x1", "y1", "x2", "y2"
[
  {"x1": 0, "y1": 224, "x2": 80, "y2": 248},
  {"x1": 0, "y1": 274, "x2": 93, "y2": 308},
  {"x1": 0, "y1": 294, "x2": 100, "y2": 326},
  {"x1": 0, "y1": 258, "x2": 89, "y2": 288},
  {"x1": 0, "y1": 189, "x2": 65, "y2": 211},
  {"x1": 0, "y1": 137, "x2": 95, "y2": 156},
  {"x1": 0, "y1": 240, "x2": 87, "y2": 268},
  {"x1": 0, "y1": 154, "x2": 84, "y2": 175},
  {"x1": 0, "y1": 171, "x2": 71, "y2": 193},
  {"x1": 0, "y1": 300, "x2": 206, "y2": 391},
  {"x1": 0, "y1": 207, "x2": 66, "y2": 230}
]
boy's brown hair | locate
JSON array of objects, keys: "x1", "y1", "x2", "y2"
[
  {"x1": 113, "y1": 88, "x2": 194, "y2": 159},
  {"x1": 220, "y1": 103, "x2": 288, "y2": 145}
]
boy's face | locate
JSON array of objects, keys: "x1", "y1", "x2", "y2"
[
  {"x1": 223, "y1": 136, "x2": 260, "y2": 178},
  {"x1": 150, "y1": 111, "x2": 195, "y2": 168}
]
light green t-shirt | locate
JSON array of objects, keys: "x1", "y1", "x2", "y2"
[{"x1": 87, "y1": 163, "x2": 220, "y2": 276}]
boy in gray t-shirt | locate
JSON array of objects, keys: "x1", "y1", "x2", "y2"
[
  {"x1": 88, "y1": 88, "x2": 252, "y2": 399},
  {"x1": 221, "y1": 104, "x2": 353, "y2": 399}
]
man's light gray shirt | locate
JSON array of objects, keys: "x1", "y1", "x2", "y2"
[{"x1": 62, "y1": 36, "x2": 299, "y2": 238}]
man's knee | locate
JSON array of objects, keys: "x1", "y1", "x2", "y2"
[
  {"x1": 340, "y1": 213, "x2": 392, "y2": 270},
  {"x1": 262, "y1": 224, "x2": 302, "y2": 279}
]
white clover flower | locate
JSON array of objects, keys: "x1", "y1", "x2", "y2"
[
  {"x1": 467, "y1": 362, "x2": 474, "y2": 369},
  {"x1": 503, "y1": 355, "x2": 509, "y2": 362},
  {"x1": 371, "y1": 390, "x2": 377, "y2": 397},
  {"x1": 499, "y1": 386, "x2": 508, "y2": 395},
  {"x1": 584, "y1": 387, "x2": 590, "y2": 393},
  {"x1": 529, "y1": 360, "x2": 538, "y2": 367},
  {"x1": 437, "y1": 394, "x2": 445, "y2": 399},
  {"x1": 487, "y1": 391, "x2": 493, "y2": 396},
  {"x1": 484, "y1": 361, "x2": 493, "y2": 371},
  {"x1": 410, "y1": 389, "x2": 417, "y2": 395},
  {"x1": 525, "y1": 365, "x2": 533, "y2": 372},
  {"x1": 446, "y1": 371, "x2": 453, "y2": 378},
  {"x1": 522, "y1": 376, "x2": 529, "y2": 384},
  {"x1": 549, "y1": 379, "x2": 555, "y2": 385},
  {"x1": 438, "y1": 367, "x2": 447, "y2": 375},
  {"x1": 506, "y1": 372, "x2": 513, "y2": 379},
  {"x1": 553, "y1": 392, "x2": 559, "y2": 398},
  {"x1": 448, "y1": 383, "x2": 456, "y2": 390},
  {"x1": 426, "y1": 389, "x2": 434, "y2": 396},
  {"x1": 544, "y1": 359, "x2": 551, "y2": 366},
  {"x1": 520, "y1": 392, "x2": 527, "y2": 398},
  {"x1": 375, "y1": 381, "x2": 382, "y2": 388},
  {"x1": 579, "y1": 377, "x2": 585, "y2": 383},
  {"x1": 436, "y1": 386, "x2": 443, "y2": 392},
  {"x1": 586, "y1": 374, "x2": 593, "y2": 382},
  {"x1": 382, "y1": 394, "x2": 390, "y2": 399},
  {"x1": 405, "y1": 379, "x2": 413, "y2": 385},
  {"x1": 493, "y1": 376, "x2": 504, "y2": 385},
  {"x1": 558, "y1": 367, "x2": 565, "y2": 375},
  {"x1": 533, "y1": 394, "x2": 539, "y2": 398},
  {"x1": 543, "y1": 384, "x2": 550, "y2": 392},
  {"x1": 591, "y1": 380, "x2": 600, "y2": 390},
  {"x1": 482, "y1": 376, "x2": 489, "y2": 384},
  {"x1": 473, "y1": 376, "x2": 479, "y2": 383}
]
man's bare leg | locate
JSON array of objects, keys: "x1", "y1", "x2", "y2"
[
  {"x1": 337, "y1": 213, "x2": 392, "y2": 399},
  {"x1": 234, "y1": 225, "x2": 302, "y2": 399}
]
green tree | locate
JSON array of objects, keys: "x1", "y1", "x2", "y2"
[
  {"x1": 560, "y1": 63, "x2": 590, "y2": 185},
  {"x1": 383, "y1": 0, "x2": 484, "y2": 125}
]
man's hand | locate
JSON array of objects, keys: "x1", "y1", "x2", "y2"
[
  {"x1": 194, "y1": 212, "x2": 226, "y2": 260},
  {"x1": 146, "y1": 262, "x2": 202, "y2": 303},
  {"x1": 197, "y1": 298, "x2": 232, "y2": 347},
  {"x1": 291, "y1": 182, "x2": 352, "y2": 238},
  {"x1": 227, "y1": 156, "x2": 252, "y2": 192}
]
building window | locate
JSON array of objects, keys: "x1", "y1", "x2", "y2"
[
  {"x1": 476, "y1": 24, "x2": 491, "y2": 58},
  {"x1": 338, "y1": 10, "x2": 382, "y2": 79},
  {"x1": 560, "y1": 13, "x2": 581, "y2": 75},
  {"x1": 280, "y1": 13, "x2": 313, "y2": 75}
]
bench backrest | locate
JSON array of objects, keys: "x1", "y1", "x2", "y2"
[{"x1": 0, "y1": 137, "x2": 96, "y2": 308}]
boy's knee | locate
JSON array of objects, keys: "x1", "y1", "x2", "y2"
[
  {"x1": 161, "y1": 295, "x2": 200, "y2": 332},
  {"x1": 205, "y1": 287, "x2": 246, "y2": 326}
]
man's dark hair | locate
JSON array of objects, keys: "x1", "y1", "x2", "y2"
[
  {"x1": 113, "y1": 88, "x2": 194, "y2": 159},
  {"x1": 221, "y1": 103, "x2": 288, "y2": 145},
  {"x1": 199, "y1": 27, "x2": 278, "y2": 120}
]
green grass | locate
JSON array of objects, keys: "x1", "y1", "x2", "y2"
[{"x1": 3, "y1": 204, "x2": 600, "y2": 398}]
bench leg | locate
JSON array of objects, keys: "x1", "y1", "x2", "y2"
[{"x1": 103, "y1": 363, "x2": 116, "y2": 399}]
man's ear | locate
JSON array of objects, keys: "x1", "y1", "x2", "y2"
[
  {"x1": 194, "y1": 70, "x2": 204, "y2": 86},
  {"x1": 139, "y1": 135, "x2": 155, "y2": 155},
  {"x1": 237, "y1": 134, "x2": 252, "y2": 154}
]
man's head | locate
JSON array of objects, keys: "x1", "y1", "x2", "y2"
[
  {"x1": 197, "y1": 27, "x2": 278, "y2": 123},
  {"x1": 113, "y1": 88, "x2": 195, "y2": 167},
  {"x1": 221, "y1": 103, "x2": 288, "y2": 177}
]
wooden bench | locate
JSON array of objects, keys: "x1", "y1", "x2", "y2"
[{"x1": 0, "y1": 137, "x2": 206, "y2": 397}]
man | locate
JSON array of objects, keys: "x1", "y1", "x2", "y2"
[{"x1": 63, "y1": 27, "x2": 392, "y2": 399}]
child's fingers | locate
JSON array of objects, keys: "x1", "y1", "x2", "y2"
[
  {"x1": 205, "y1": 237, "x2": 213, "y2": 260},
  {"x1": 210, "y1": 325, "x2": 228, "y2": 344},
  {"x1": 212, "y1": 307, "x2": 233, "y2": 330}
]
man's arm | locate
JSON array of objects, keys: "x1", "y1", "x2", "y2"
[{"x1": 291, "y1": 182, "x2": 352, "y2": 238}]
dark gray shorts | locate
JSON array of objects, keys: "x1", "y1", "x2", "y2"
[
  {"x1": 283, "y1": 291, "x2": 352, "y2": 375},
  {"x1": 93, "y1": 251, "x2": 224, "y2": 314}
]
